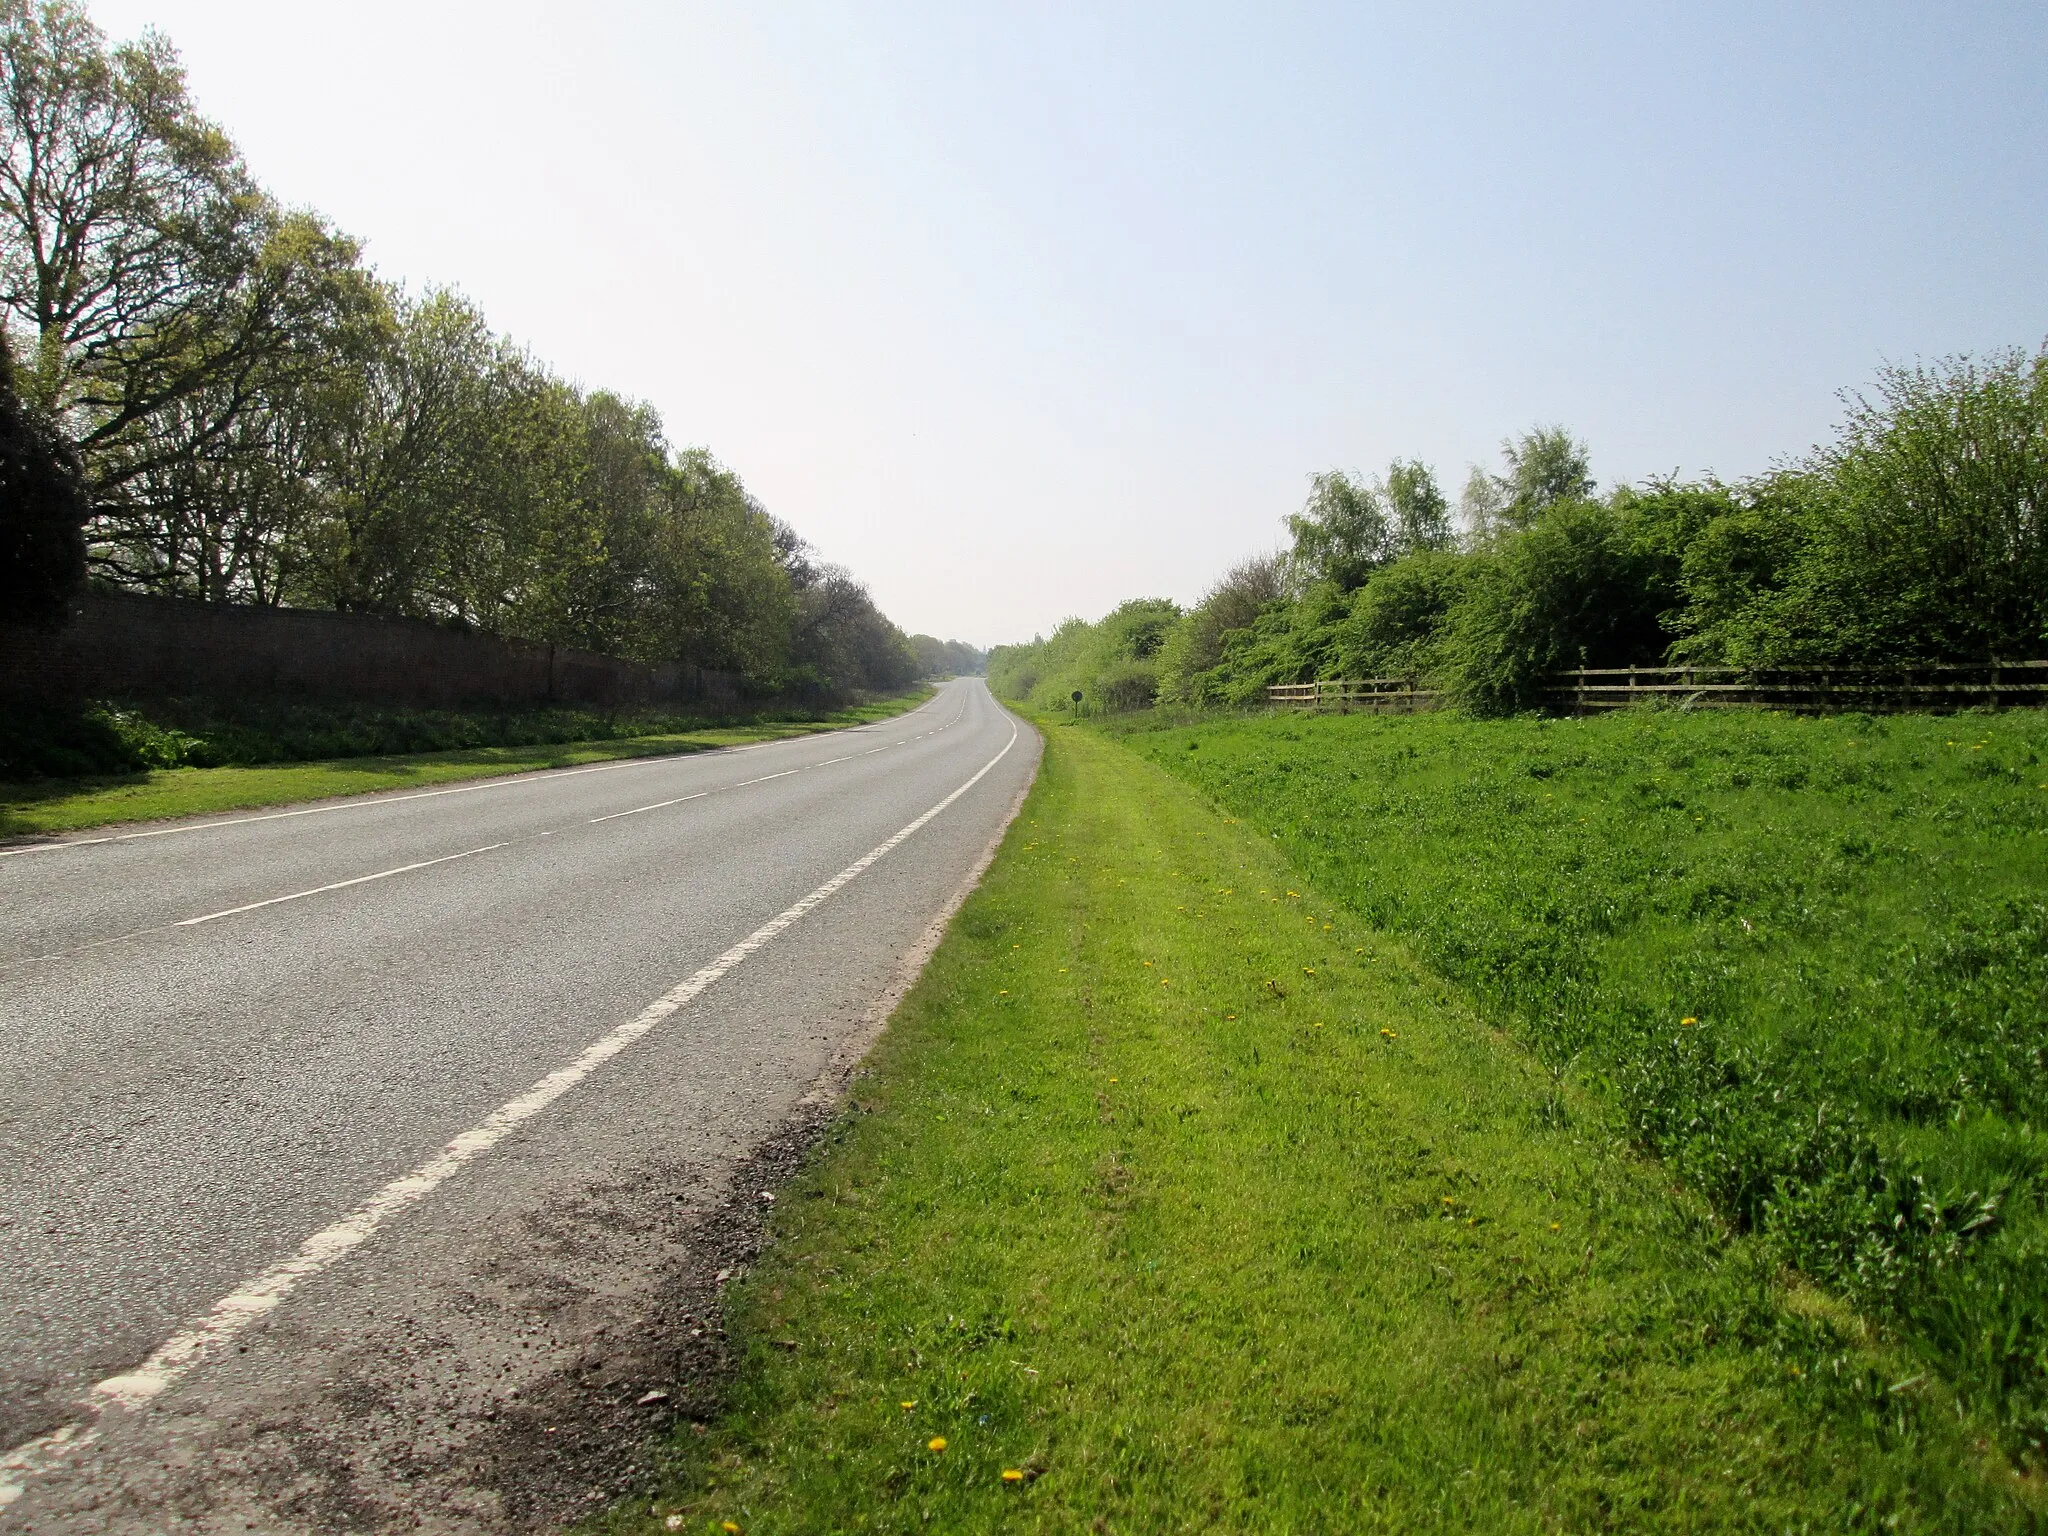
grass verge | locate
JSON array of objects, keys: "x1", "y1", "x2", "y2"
[
  {"x1": 599, "y1": 718, "x2": 2039, "y2": 1534},
  {"x1": 0, "y1": 689, "x2": 930, "y2": 839},
  {"x1": 1113, "y1": 705, "x2": 2048, "y2": 1455}
]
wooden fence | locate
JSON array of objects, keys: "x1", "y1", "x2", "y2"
[
  {"x1": 1266, "y1": 679, "x2": 1438, "y2": 713},
  {"x1": 1268, "y1": 661, "x2": 2048, "y2": 714}
]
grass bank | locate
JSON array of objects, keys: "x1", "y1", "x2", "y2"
[
  {"x1": 0, "y1": 690, "x2": 930, "y2": 839},
  {"x1": 603, "y1": 719, "x2": 2036, "y2": 1535},
  {"x1": 1112, "y1": 705, "x2": 2048, "y2": 1457}
]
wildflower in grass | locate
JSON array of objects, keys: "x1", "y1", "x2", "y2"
[
  {"x1": 999, "y1": 989, "x2": 1009, "y2": 995},
  {"x1": 1550, "y1": 1223, "x2": 1561, "y2": 1231},
  {"x1": 1303, "y1": 967, "x2": 1315, "y2": 975},
  {"x1": 929, "y1": 1437, "x2": 948, "y2": 1452},
  {"x1": 720, "y1": 1523, "x2": 739, "y2": 1534},
  {"x1": 1143, "y1": 960, "x2": 1154, "y2": 967},
  {"x1": 901, "y1": 1400, "x2": 916, "y2": 1409},
  {"x1": 1002, "y1": 1469, "x2": 1025, "y2": 1483},
  {"x1": 1681, "y1": 1016, "x2": 1696, "y2": 1026}
]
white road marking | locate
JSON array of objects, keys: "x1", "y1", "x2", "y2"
[
  {"x1": 173, "y1": 843, "x2": 513, "y2": 927},
  {"x1": 586, "y1": 792, "x2": 708, "y2": 825},
  {"x1": 0, "y1": 711, "x2": 1021, "y2": 1509},
  {"x1": 0, "y1": 693, "x2": 964, "y2": 862},
  {"x1": 0, "y1": 698, "x2": 981, "y2": 970}
]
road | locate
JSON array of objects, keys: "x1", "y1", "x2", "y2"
[{"x1": 0, "y1": 677, "x2": 1036, "y2": 1533}]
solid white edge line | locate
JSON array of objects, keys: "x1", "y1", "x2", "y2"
[{"x1": 0, "y1": 704, "x2": 1018, "y2": 1508}]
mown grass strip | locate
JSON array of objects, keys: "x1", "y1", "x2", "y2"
[
  {"x1": 0, "y1": 690, "x2": 930, "y2": 839},
  {"x1": 605, "y1": 720, "x2": 2037, "y2": 1535},
  {"x1": 1117, "y1": 705, "x2": 2048, "y2": 1455}
]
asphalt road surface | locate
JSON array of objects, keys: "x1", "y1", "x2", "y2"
[{"x1": 0, "y1": 678, "x2": 1036, "y2": 1533}]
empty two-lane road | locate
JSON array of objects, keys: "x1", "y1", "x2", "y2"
[{"x1": 0, "y1": 678, "x2": 1037, "y2": 1532}]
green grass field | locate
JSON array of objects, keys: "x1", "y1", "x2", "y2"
[
  {"x1": 1114, "y1": 705, "x2": 2048, "y2": 1458},
  {"x1": 0, "y1": 690, "x2": 930, "y2": 838},
  {"x1": 601, "y1": 719, "x2": 2040, "y2": 1535}
]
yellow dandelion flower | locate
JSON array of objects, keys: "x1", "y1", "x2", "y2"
[
  {"x1": 929, "y1": 1437, "x2": 948, "y2": 1452},
  {"x1": 1002, "y1": 1468, "x2": 1025, "y2": 1483},
  {"x1": 722, "y1": 1524, "x2": 741, "y2": 1535},
  {"x1": 1549, "y1": 1223, "x2": 1561, "y2": 1231},
  {"x1": 1303, "y1": 968, "x2": 1315, "y2": 975},
  {"x1": 901, "y1": 1400, "x2": 916, "y2": 1410},
  {"x1": 1143, "y1": 960, "x2": 1154, "y2": 967},
  {"x1": 999, "y1": 989, "x2": 1009, "y2": 995},
  {"x1": 1680, "y1": 1016, "x2": 1696, "y2": 1025}
]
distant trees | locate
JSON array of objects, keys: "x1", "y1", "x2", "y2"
[
  {"x1": 907, "y1": 635, "x2": 986, "y2": 677},
  {"x1": 994, "y1": 346, "x2": 2048, "y2": 716},
  {"x1": 0, "y1": 0, "x2": 918, "y2": 699}
]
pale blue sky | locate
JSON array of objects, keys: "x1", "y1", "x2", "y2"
[{"x1": 90, "y1": 2, "x2": 2048, "y2": 645}]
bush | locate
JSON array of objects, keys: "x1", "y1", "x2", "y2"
[
  {"x1": 1439, "y1": 500, "x2": 1675, "y2": 713},
  {"x1": 1329, "y1": 549, "x2": 1474, "y2": 680}
]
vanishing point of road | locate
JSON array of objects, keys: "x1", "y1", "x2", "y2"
[{"x1": 0, "y1": 678, "x2": 1037, "y2": 1533}]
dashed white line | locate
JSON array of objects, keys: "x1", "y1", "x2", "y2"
[
  {"x1": 175, "y1": 843, "x2": 514, "y2": 927},
  {"x1": 0, "y1": 712, "x2": 1022, "y2": 1508},
  {"x1": 587, "y1": 792, "x2": 708, "y2": 825}
]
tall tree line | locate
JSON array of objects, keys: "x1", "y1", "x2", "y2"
[{"x1": 0, "y1": 0, "x2": 940, "y2": 696}]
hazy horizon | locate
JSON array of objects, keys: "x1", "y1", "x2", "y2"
[{"x1": 88, "y1": 1, "x2": 2048, "y2": 647}]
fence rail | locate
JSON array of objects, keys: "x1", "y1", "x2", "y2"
[
  {"x1": 1268, "y1": 661, "x2": 2048, "y2": 714},
  {"x1": 1266, "y1": 679, "x2": 1439, "y2": 713}
]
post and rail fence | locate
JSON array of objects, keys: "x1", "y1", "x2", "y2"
[{"x1": 1267, "y1": 660, "x2": 2048, "y2": 715}]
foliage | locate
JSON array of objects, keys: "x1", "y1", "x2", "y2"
[
  {"x1": 986, "y1": 597, "x2": 1179, "y2": 713},
  {"x1": 1283, "y1": 469, "x2": 1391, "y2": 591},
  {"x1": 595, "y1": 724, "x2": 2035, "y2": 1536},
  {"x1": 1676, "y1": 351, "x2": 2048, "y2": 667},
  {"x1": 1437, "y1": 498, "x2": 1676, "y2": 713},
  {"x1": 907, "y1": 634, "x2": 985, "y2": 677},
  {"x1": 1153, "y1": 552, "x2": 1283, "y2": 703},
  {"x1": 0, "y1": 1, "x2": 915, "y2": 701},
  {"x1": 0, "y1": 327, "x2": 86, "y2": 623},
  {"x1": 1104, "y1": 348, "x2": 2048, "y2": 715},
  {"x1": 1126, "y1": 704, "x2": 2048, "y2": 1453},
  {"x1": 1327, "y1": 548, "x2": 1474, "y2": 680}
]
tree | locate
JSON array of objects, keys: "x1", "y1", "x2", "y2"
[
  {"x1": 1463, "y1": 427, "x2": 1595, "y2": 540},
  {"x1": 0, "y1": 324, "x2": 85, "y2": 623},
  {"x1": 1385, "y1": 458, "x2": 1454, "y2": 553},
  {"x1": 0, "y1": 3, "x2": 362, "y2": 489},
  {"x1": 1155, "y1": 552, "x2": 1284, "y2": 701},
  {"x1": 1285, "y1": 469, "x2": 1391, "y2": 591}
]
